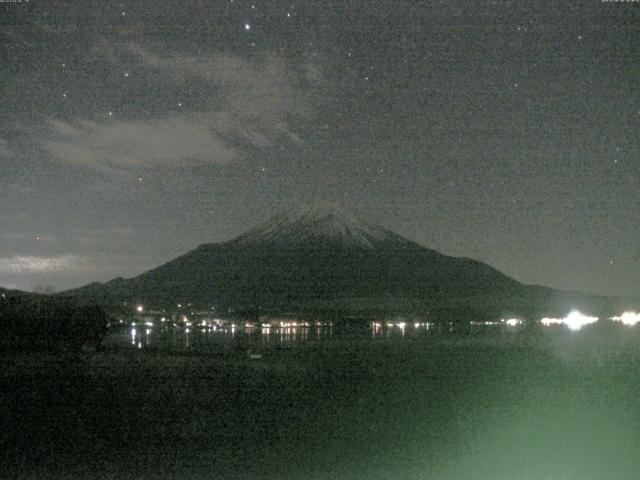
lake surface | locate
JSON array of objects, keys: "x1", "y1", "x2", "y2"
[{"x1": 3, "y1": 321, "x2": 640, "y2": 479}]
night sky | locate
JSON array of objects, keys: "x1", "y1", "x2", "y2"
[{"x1": 1, "y1": 0, "x2": 638, "y2": 297}]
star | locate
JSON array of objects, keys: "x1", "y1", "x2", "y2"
[
  {"x1": 62, "y1": 93, "x2": 67, "y2": 98},
  {"x1": 177, "y1": 102, "x2": 183, "y2": 107},
  {"x1": 244, "y1": 23, "x2": 251, "y2": 31},
  {"x1": 124, "y1": 72, "x2": 130, "y2": 78}
]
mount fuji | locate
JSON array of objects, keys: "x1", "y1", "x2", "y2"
[{"x1": 65, "y1": 202, "x2": 621, "y2": 320}]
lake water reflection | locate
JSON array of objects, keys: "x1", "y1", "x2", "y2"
[
  {"x1": 7, "y1": 318, "x2": 640, "y2": 480},
  {"x1": 104, "y1": 320, "x2": 442, "y2": 352}
]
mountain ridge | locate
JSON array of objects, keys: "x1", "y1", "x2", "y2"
[{"x1": 62, "y1": 203, "x2": 629, "y2": 320}]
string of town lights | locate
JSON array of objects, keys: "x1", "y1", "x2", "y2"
[{"x1": 128, "y1": 304, "x2": 640, "y2": 333}]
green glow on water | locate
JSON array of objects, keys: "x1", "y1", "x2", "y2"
[{"x1": 3, "y1": 324, "x2": 640, "y2": 479}]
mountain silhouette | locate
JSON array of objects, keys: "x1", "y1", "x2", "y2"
[{"x1": 64, "y1": 202, "x2": 624, "y2": 320}]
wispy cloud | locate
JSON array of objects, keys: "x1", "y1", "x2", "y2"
[
  {"x1": 0, "y1": 251, "x2": 151, "y2": 276},
  {"x1": 43, "y1": 46, "x2": 318, "y2": 173},
  {"x1": 0, "y1": 255, "x2": 84, "y2": 274},
  {"x1": 126, "y1": 44, "x2": 316, "y2": 130},
  {"x1": 45, "y1": 117, "x2": 236, "y2": 172}
]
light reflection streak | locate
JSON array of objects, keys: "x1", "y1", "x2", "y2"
[{"x1": 121, "y1": 320, "x2": 343, "y2": 351}]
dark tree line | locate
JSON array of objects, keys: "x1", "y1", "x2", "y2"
[{"x1": 0, "y1": 294, "x2": 108, "y2": 352}]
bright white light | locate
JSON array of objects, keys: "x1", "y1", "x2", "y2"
[
  {"x1": 541, "y1": 311, "x2": 599, "y2": 330},
  {"x1": 541, "y1": 317, "x2": 564, "y2": 326},
  {"x1": 503, "y1": 318, "x2": 522, "y2": 327},
  {"x1": 136, "y1": 305, "x2": 144, "y2": 313},
  {"x1": 564, "y1": 310, "x2": 598, "y2": 331},
  {"x1": 244, "y1": 23, "x2": 251, "y2": 30},
  {"x1": 611, "y1": 311, "x2": 640, "y2": 326}
]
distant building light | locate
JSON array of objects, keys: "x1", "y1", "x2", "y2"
[
  {"x1": 503, "y1": 318, "x2": 522, "y2": 327},
  {"x1": 611, "y1": 312, "x2": 640, "y2": 326},
  {"x1": 136, "y1": 305, "x2": 144, "y2": 313},
  {"x1": 541, "y1": 310, "x2": 598, "y2": 331}
]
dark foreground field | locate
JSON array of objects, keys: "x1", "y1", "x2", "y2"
[{"x1": 2, "y1": 329, "x2": 640, "y2": 479}]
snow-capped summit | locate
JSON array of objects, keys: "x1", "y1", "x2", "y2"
[{"x1": 233, "y1": 201, "x2": 399, "y2": 248}]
